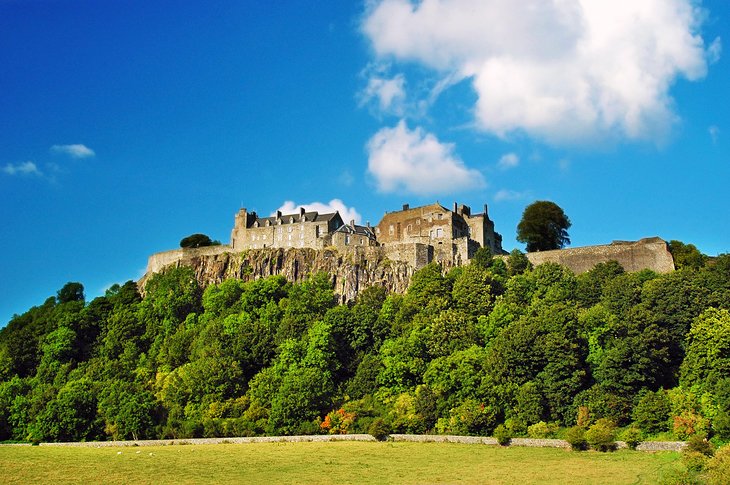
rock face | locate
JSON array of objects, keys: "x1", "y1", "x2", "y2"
[
  {"x1": 140, "y1": 245, "x2": 416, "y2": 302},
  {"x1": 140, "y1": 237, "x2": 676, "y2": 299}
]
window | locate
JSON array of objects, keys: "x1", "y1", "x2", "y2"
[
  {"x1": 407, "y1": 224, "x2": 412, "y2": 233},
  {"x1": 389, "y1": 224, "x2": 394, "y2": 235},
  {"x1": 345, "y1": 235, "x2": 350, "y2": 245},
  {"x1": 436, "y1": 228, "x2": 443, "y2": 237}
]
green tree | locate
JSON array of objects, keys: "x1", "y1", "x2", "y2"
[
  {"x1": 179, "y1": 233, "x2": 217, "y2": 248},
  {"x1": 516, "y1": 201, "x2": 571, "y2": 252},
  {"x1": 680, "y1": 308, "x2": 730, "y2": 391},
  {"x1": 668, "y1": 240, "x2": 707, "y2": 270},
  {"x1": 56, "y1": 282, "x2": 85, "y2": 304}
]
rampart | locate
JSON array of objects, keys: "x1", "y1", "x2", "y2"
[{"x1": 523, "y1": 237, "x2": 675, "y2": 274}]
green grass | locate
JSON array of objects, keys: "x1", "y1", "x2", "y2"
[{"x1": 0, "y1": 441, "x2": 683, "y2": 484}]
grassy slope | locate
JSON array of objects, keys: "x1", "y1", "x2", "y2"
[{"x1": 0, "y1": 441, "x2": 682, "y2": 484}]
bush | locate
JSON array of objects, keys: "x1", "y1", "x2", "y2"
[
  {"x1": 618, "y1": 426, "x2": 643, "y2": 450},
  {"x1": 527, "y1": 421, "x2": 549, "y2": 439},
  {"x1": 686, "y1": 434, "x2": 715, "y2": 457},
  {"x1": 565, "y1": 425, "x2": 587, "y2": 451},
  {"x1": 633, "y1": 389, "x2": 671, "y2": 435},
  {"x1": 493, "y1": 424, "x2": 511, "y2": 446},
  {"x1": 682, "y1": 451, "x2": 709, "y2": 473},
  {"x1": 586, "y1": 419, "x2": 617, "y2": 452},
  {"x1": 368, "y1": 418, "x2": 390, "y2": 441},
  {"x1": 527, "y1": 421, "x2": 559, "y2": 439},
  {"x1": 706, "y1": 445, "x2": 730, "y2": 485}
]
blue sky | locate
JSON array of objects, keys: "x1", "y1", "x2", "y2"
[{"x1": 1, "y1": 0, "x2": 728, "y2": 325}]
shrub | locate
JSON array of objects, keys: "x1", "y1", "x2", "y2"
[
  {"x1": 493, "y1": 424, "x2": 511, "y2": 446},
  {"x1": 673, "y1": 411, "x2": 710, "y2": 440},
  {"x1": 565, "y1": 425, "x2": 587, "y2": 451},
  {"x1": 368, "y1": 418, "x2": 390, "y2": 441},
  {"x1": 528, "y1": 421, "x2": 550, "y2": 439},
  {"x1": 686, "y1": 434, "x2": 715, "y2": 457},
  {"x1": 586, "y1": 419, "x2": 617, "y2": 452},
  {"x1": 706, "y1": 445, "x2": 730, "y2": 485},
  {"x1": 618, "y1": 426, "x2": 643, "y2": 450},
  {"x1": 682, "y1": 451, "x2": 709, "y2": 473},
  {"x1": 633, "y1": 389, "x2": 671, "y2": 435},
  {"x1": 527, "y1": 421, "x2": 559, "y2": 439}
]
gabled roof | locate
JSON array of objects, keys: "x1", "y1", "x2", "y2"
[
  {"x1": 250, "y1": 211, "x2": 341, "y2": 227},
  {"x1": 334, "y1": 223, "x2": 376, "y2": 239}
]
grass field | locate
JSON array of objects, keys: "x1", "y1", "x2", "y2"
[{"x1": 0, "y1": 441, "x2": 683, "y2": 484}]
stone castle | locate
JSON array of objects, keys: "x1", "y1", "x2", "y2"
[
  {"x1": 143, "y1": 201, "x2": 675, "y2": 297},
  {"x1": 228, "y1": 201, "x2": 506, "y2": 266}
]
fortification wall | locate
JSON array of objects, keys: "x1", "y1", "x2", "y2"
[
  {"x1": 524, "y1": 237, "x2": 675, "y2": 274},
  {"x1": 382, "y1": 242, "x2": 432, "y2": 269},
  {"x1": 146, "y1": 245, "x2": 233, "y2": 275}
]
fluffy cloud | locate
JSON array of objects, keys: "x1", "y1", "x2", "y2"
[
  {"x1": 274, "y1": 199, "x2": 362, "y2": 224},
  {"x1": 362, "y1": 0, "x2": 716, "y2": 143},
  {"x1": 360, "y1": 73, "x2": 407, "y2": 115},
  {"x1": 366, "y1": 120, "x2": 485, "y2": 194},
  {"x1": 2, "y1": 161, "x2": 41, "y2": 176},
  {"x1": 498, "y1": 153, "x2": 519, "y2": 170},
  {"x1": 51, "y1": 144, "x2": 95, "y2": 158}
]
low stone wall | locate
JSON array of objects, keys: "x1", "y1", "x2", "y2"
[
  {"x1": 38, "y1": 434, "x2": 377, "y2": 448},
  {"x1": 20, "y1": 434, "x2": 687, "y2": 451},
  {"x1": 390, "y1": 434, "x2": 687, "y2": 452}
]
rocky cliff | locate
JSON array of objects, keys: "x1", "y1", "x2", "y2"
[{"x1": 140, "y1": 245, "x2": 416, "y2": 302}]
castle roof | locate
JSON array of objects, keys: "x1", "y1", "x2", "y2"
[
  {"x1": 251, "y1": 210, "x2": 341, "y2": 227},
  {"x1": 334, "y1": 223, "x2": 376, "y2": 239}
]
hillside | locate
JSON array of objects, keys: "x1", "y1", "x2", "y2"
[{"x1": 0, "y1": 250, "x2": 729, "y2": 445}]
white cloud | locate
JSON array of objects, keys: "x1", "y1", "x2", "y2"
[
  {"x1": 709, "y1": 125, "x2": 720, "y2": 144},
  {"x1": 494, "y1": 189, "x2": 529, "y2": 202},
  {"x1": 51, "y1": 144, "x2": 95, "y2": 158},
  {"x1": 2, "y1": 161, "x2": 42, "y2": 176},
  {"x1": 708, "y1": 37, "x2": 722, "y2": 64},
  {"x1": 360, "y1": 73, "x2": 407, "y2": 115},
  {"x1": 366, "y1": 119, "x2": 485, "y2": 194},
  {"x1": 497, "y1": 152, "x2": 519, "y2": 170},
  {"x1": 274, "y1": 199, "x2": 362, "y2": 225},
  {"x1": 362, "y1": 0, "x2": 716, "y2": 144}
]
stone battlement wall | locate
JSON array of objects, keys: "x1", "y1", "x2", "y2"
[{"x1": 523, "y1": 237, "x2": 675, "y2": 274}]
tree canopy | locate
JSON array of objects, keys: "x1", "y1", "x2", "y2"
[
  {"x1": 516, "y1": 201, "x2": 571, "y2": 252},
  {"x1": 1, "y1": 252, "x2": 729, "y2": 443},
  {"x1": 180, "y1": 233, "x2": 220, "y2": 248}
]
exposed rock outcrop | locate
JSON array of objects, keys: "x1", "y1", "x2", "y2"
[{"x1": 140, "y1": 245, "x2": 415, "y2": 302}]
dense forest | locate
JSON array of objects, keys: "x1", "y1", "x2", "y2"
[{"x1": 1, "y1": 244, "x2": 729, "y2": 445}]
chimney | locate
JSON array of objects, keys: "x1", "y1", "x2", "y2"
[
  {"x1": 483, "y1": 204, "x2": 489, "y2": 216},
  {"x1": 453, "y1": 201, "x2": 457, "y2": 212},
  {"x1": 350, "y1": 219, "x2": 355, "y2": 228},
  {"x1": 402, "y1": 203, "x2": 409, "y2": 211},
  {"x1": 276, "y1": 210, "x2": 282, "y2": 220},
  {"x1": 366, "y1": 221, "x2": 371, "y2": 228},
  {"x1": 299, "y1": 207, "x2": 305, "y2": 216}
]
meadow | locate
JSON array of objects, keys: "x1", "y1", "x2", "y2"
[{"x1": 0, "y1": 441, "x2": 683, "y2": 484}]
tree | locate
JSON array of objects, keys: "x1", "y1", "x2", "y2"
[
  {"x1": 668, "y1": 240, "x2": 707, "y2": 270},
  {"x1": 179, "y1": 233, "x2": 217, "y2": 248},
  {"x1": 516, "y1": 201, "x2": 571, "y2": 252},
  {"x1": 57, "y1": 282, "x2": 84, "y2": 304}
]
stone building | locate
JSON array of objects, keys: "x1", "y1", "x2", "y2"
[
  {"x1": 374, "y1": 202, "x2": 506, "y2": 261},
  {"x1": 331, "y1": 220, "x2": 377, "y2": 248},
  {"x1": 230, "y1": 207, "x2": 376, "y2": 250}
]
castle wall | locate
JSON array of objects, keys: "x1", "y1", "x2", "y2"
[{"x1": 523, "y1": 237, "x2": 675, "y2": 274}]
